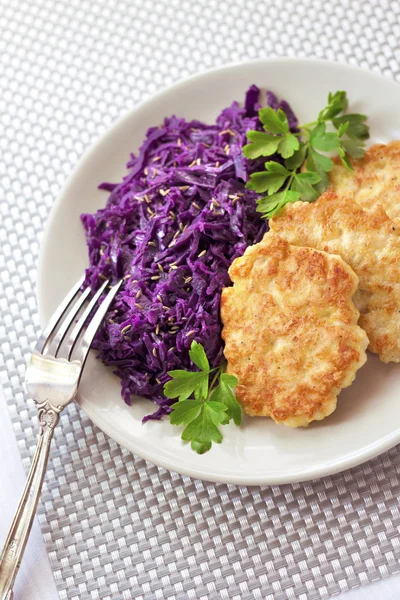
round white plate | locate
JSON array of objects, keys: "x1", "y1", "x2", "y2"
[{"x1": 38, "y1": 58, "x2": 400, "y2": 485}]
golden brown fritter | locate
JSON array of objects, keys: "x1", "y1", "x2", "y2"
[
  {"x1": 329, "y1": 141, "x2": 400, "y2": 225},
  {"x1": 220, "y1": 234, "x2": 368, "y2": 427},
  {"x1": 270, "y1": 190, "x2": 400, "y2": 363}
]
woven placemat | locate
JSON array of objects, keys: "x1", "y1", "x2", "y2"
[{"x1": 1, "y1": 1, "x2": 400, "y2": 598}]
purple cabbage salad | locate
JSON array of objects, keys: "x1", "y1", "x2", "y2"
[{"x1": 81, "y1": 86, "x2": 298, "y2": 421}]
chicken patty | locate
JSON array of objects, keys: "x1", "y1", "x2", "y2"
[
  {"x1": 270, "y1": 190, "x2": 400, "y2": 362},
  {"x1": 220, "y1": 234, "x2": 368, "y2": 427},
  {"x1": 329, "y1": 141, "x2": 400, "y2": 225}
]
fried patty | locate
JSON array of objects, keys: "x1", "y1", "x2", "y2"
[
  {"x1": 270, "y1": 190, "x2": 400, "y2": 363},
  {"x1": 329, "y1": 141, "x2": 400, "y2": 225},
  {"x1": 220, "y1": 234, "x2": 368, "y2": 427}
]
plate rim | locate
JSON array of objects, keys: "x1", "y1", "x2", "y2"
[{"x1": 37, "y1": 56, "x2": 400, "y2": 485}]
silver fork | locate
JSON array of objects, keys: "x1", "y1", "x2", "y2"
[{"x1": 0, "y1": 276, "x2": 122, "y2": 600}]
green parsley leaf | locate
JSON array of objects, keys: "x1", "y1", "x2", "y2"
[
  {"x1": 337, "y1": 120, "x2": 349, "y2": 138},
  {"x1": 169, "y1": 399, "x2": 203, "y2": 425},
  {"x1": 181, "y1": 401, "x2": 229, "y2": 453},
  {"x1": 165, "y1": 343, "x2": 243, "y2": 454},
  {"x1": 164, "y1": 370, "x2": 208, "y2": 401},
  {"x1": 220, "y1": 373, "x2": 238, "y2": 386},
  {"x1": 191, "y1": 440, "x2": 212, "y2": 454},
  {"x1": 278, "y1": 134, "x2": 300, "y2": 158},
  {"x1": 294, "y1": 171, "x2": 321, "y2": 184},
  {"x1": 263, "y1": 161, "x2": 291, "y2": 175},
  {"x1": 318, "y1": 90, "x2": 348, "y2": 121},
  {"x1": 259, "y1": 106, "x2": 289, "y2": 134},
  {"x1": 243, "y1": 131, "x2": 281, "y2": 159},
  {"x1": 193, "y1": 375, "x2": 209, "y2": 402},
  {"x1": 246, "y1": 162, "x2": 290, "y2": 194},
  {"x1": 211, "y1": 373, "x2": 242, "y2": 425},
  {"x1": 332, "y1": 114, "x2": 369, "y2": 140},
  {"x1": 305, "y1": 148, "x2": 331, "y2": 192},
  {"x1": 284, "y1": 143, "x2": 307, "y2": 170},
  {"x1": 310, "y1": 123, "x2": 339, "y2": 152},
  {"x1": 309, "y1": 148, "x2": 333, "y2": 172},
  {"x1": 244, "y1": 90, "x2": 370, "y2": 216},
  {"x1": 338, "y1": 146, "x2": 353, "y2": 170},
  {"x1": 292, "y1": 171, "x2": 321, "y2": 202},
  {"x1": 189, "y1": 340, "x2": 210, "y2": 372},
  {"x1": 257, "y1": 189, "x2": 301, "y2": 218},
  {"x1": 340, "y1": 138, "x2": 366, "y2": 159}
]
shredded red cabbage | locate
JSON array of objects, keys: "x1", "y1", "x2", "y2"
[{"x1": 81, "y1": 86, "x2": 298, "y2": 421}]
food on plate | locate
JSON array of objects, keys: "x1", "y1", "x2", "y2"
[
  {"x1": 243, "y1": 91, "x2": 369, "y2": 218},
  {"x1": 81, "y1": 82, "x2": 379, "y2": 451},
  {"x1": 82, "y1": 86, "x2": 297, "y2": 422},
  {"x1": 270, "y1": 190, "x2": 400, "y2": 363},
  {"x1": 163, "y1": 340, "x2": 242, "y2": 454},
  {"x1": 329, "y1": 140, "x2": 400, "y2": 225},
  {"x1": 220, "y1": 234, "x2": 368, "y2": 426}
]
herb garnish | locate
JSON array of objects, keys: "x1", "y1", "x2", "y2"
[
  {"x1": 243, "y1": 91, "x2": 370, "y2": 218},
  {"x1": 164, "y1": 341, "x2": 241, "y2": 454}
]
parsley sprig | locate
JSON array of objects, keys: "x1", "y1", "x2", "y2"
[
  {"x1": 163, "y1": 341, "x2": 241, "y2": 454},
  {"x1": 243, "y1": 91, "x2": 370, "y2": 218}
]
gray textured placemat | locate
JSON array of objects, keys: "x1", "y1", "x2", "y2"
[{"x1": 1, "y1": 1, "x2": 400, "y2": 599}]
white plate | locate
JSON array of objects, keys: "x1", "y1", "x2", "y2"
[{"x1": 38, "y1": 58, "x2": 400, "y2": 485}]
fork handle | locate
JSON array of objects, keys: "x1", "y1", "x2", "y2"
[{"x1": 0, "y1": 416, "x2": 57, "y2": 600}]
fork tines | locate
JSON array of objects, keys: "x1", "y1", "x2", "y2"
[{"x1": 35, "y1": 277, "x2": 122, "y2": 364}]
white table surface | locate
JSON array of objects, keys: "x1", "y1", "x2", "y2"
[{"x1": 1, "y1": 382, "x2": 399, "y2": 600}]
